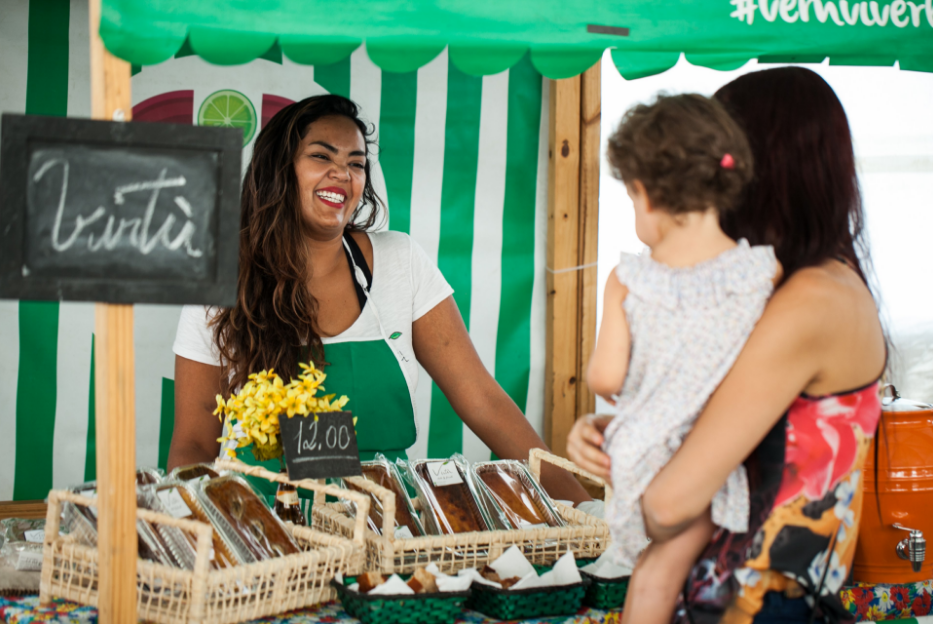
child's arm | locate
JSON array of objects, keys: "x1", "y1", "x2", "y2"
[
  {"x1": 622, "y1": 510, "x2": 715, "y2": 624},
  {"x1": 586, "y1": 270, "x2": 631, "y2": 404}
]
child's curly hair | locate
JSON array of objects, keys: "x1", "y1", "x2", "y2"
[{"x1": 607, "y1": 93, "x2": 753, "y2": 215}]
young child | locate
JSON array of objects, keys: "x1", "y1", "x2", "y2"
[{"x1": 588, "y1": 94, "x2": 778, "y2": 622}]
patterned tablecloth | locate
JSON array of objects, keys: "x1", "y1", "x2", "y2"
[
  {"x1": 4, "y1": 581, "x2": 933, "y2": 624},
  {"x1": 0, "y1": 596, "x2": 621, "y2": 624},
  {"x1": 842, "y1": 581, "x2": 933, "y2": 622}
]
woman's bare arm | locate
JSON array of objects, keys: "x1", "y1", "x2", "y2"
[
  {"x1": 642, "y1": 266, "x2": 885, "y2": 541},
  {"x1": 167, "y1": 355, "x2": 225, "y2": 470},
  {"x1": 413, "y1": 296, "x2": 590, "y2": 504}
]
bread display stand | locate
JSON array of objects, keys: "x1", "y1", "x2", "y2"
[
  {"x1": 38, "y1": 461, "x2": 369, "y2": 624},
  {"x1": 312, "y1": 449, "x2": 609, "y2": 575}
]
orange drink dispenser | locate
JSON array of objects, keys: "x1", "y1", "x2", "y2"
[{"x1": 854, "y1": 385, "x2": 933, "y2": 583}]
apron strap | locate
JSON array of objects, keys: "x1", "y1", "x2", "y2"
[{"x1": 343, "y1": 232, "x2": 372, "y2": 310}]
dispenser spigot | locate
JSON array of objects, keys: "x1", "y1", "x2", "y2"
[{"x1": 894, "y1": 523, "x2": 926, "y2": 573}]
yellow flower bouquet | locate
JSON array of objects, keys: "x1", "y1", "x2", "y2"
[{"x1": 215, "y1": 362, "x2": 351, "y2": 462}]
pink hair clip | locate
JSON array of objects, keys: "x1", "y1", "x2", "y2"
[{"x1": 720, "y1": 153, "x2": 735, "y2": 169}]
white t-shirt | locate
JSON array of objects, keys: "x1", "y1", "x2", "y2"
[{"x1": 172, "y1": 230, "x2": 453, "y2": 399}]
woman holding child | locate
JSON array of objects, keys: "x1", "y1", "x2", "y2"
[{"x1": 572, "y1": 67, "x2": 884, "y2": 623}]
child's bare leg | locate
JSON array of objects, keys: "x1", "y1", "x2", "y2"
[{"x1": 622, "y1": 509, "x2": 714, "y2": 624}]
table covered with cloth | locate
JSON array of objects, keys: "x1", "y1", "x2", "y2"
[
  {"x1": 4, "y1": 581, "x2": 933, "y2": 624},
  {"x1": 0, "y1": 596, "x2": 621, "y2": 624}
]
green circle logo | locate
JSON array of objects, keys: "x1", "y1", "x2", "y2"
[{"x1": 198, "y1": 89, "x2": 257, "y2": 147}]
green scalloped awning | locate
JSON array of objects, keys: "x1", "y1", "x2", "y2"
[{"x1": 101, "y1": 0, "x2": 933, "y2": 79}]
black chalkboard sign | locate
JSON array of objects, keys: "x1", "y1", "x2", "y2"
[
  {"x1": 0, "y1": 114, "x2": 241, "y2": 305},
  {"x1": 280, "y1": 411, "x2": 362, "y2": 480}
]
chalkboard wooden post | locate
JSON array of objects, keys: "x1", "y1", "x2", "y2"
[{"x1": 87, "y1": 0, "x2": 137, "y2": 622}]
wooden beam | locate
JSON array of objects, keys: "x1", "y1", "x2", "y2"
[
  {"x1": 576, "y1": 62, "x2": 601, "y2": 420},
  {"x1": 545, "y1": 61, "x2": 602, "y2": 457},
  {"x1": 89, "y1": 0, "x2": 136, "y2": 622},
  {"x1": 545, "y1": 76, "x2": 582, "y2": 459},
  {"x1": 0, "y1": 500, "x2": 48, "y2": 520}
]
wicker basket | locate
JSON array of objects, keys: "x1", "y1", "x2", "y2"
[
  {"x1": 39, "y1": 461, "x2": 370, "y2": 624},
  {"x1": 312, "y1": 449, "x2": 610, "y2": 574}
]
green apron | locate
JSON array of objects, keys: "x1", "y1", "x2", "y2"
[
  {"x1": 230, "y1": 234, "x2": 420, "y2": 508},
  {"x1": 234, "y1": 336, "x2": 416, "y2": 502}
]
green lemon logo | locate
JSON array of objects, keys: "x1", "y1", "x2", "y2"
[{"x1": 198, "y1": 89, "x2": 257, "y2": 147}]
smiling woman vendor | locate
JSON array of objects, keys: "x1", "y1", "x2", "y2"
[{"x1": 168, "y1": 94, "x2": 587, "y2": 504}]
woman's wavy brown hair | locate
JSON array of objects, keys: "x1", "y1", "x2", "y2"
[{"x1": 212, "y1": 94, "x2": 385, "y2": 395}]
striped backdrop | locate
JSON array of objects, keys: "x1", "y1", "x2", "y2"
[{"x1": 0, "y1": 0, "x2": 550, "y2": 500}]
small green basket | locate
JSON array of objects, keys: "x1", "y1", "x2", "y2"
[
  {"x1": 581, "y1": 570, "x2": 630, "y2": 609},
  {"x1": 332, "y1": 579, "x2": 470, "y2": 624},
  {"x1": 466, "y1": 579, "x2": 590, "y2": 620}
]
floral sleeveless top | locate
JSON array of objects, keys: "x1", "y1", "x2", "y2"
[{"x1": 677, "y1": 381, "x2": 882, "y2": 624}]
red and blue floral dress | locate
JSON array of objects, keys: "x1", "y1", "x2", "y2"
[{"x1": 677, "y1": 381, "x2": 882, "y2": 623}]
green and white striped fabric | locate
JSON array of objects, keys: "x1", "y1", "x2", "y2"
[{"x1": 0, "y1": 0, "x2": 550, "y2": 500}]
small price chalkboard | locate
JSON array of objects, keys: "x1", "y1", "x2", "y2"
[
  {"x1": 279, "y1": 411, "x2": 362, "y2": 480},
  {"x1": 0, "y1": 113, "x2": 241, "y2": 305}
]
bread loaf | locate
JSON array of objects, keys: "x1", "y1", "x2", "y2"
[
  {"x1": 414, "y1": 462, "x2": 487, "y2": 534},
  {"x1": 174, "y1": 486, "x2": 238, "y2": 568},
  {"x1": 346, "y1": 465, "x2": 421, "y2": 537},
  {"x1": 477, "y1": 467, "x2": 555, "y2": 528},
  {"x1": 172, "y1": 464, "x2": 219, "y2": 482},
  {"x1": 202, "y1": 477, "x2": 300, "y2": 560}
]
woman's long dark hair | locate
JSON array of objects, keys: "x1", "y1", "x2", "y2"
[
  {"x1": 714, "y1": 67, "x2": 871, "y2": 285},
  {"x1": 716, "y1": 68, "x2": 891, "y2": 538},
  {"x1": 212, "y1": 94, "x2": 385, "y2": 395}
]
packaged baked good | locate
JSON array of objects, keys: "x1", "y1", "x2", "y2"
[
  {"x1": 63, "y1": 470, "x2": 161, "y2": 548},
  {"x1": 170, "y1": 483, "x2": 245, "y2": 568},
  {"x1": 137, "y1": 483, "x2": 218, "y2": 569},
  {"x1": 169, "y1": 464, "x2": 219, "y2": 484},
  {"x1": 471, "y1": 461, "x2": 565, "y2": 530},
  {"x1": 200, "y1": 475, "x2": 300, "y2": 560},
  {"x1": 343, "y1": 454, "x2": 424, "y2": 538},
  {"x1": 0, "y1": 518, "x2": 46, "y2": 571},
  {"x1": 63, "y1": 482, "x2": 101, "y2": 547},
  {"x1": 406, "y1": 455, "x2": 492, "y2": 535},
  {"x1": 133, "y1": 490, "x2": 178, "y2": 567},
  {"x1": 136, "y1": 468, "x2": 164, "y2": 486}
]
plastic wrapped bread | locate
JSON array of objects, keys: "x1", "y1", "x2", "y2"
[
  {"x1": 0, "y1": 518, "x2": 46, "y2": 571},
  {"x1": 200, "y1": 475, "x2": 300, "y2": 560},
  {"x1": 471, "y1": 461, "x2": 565, "y2": 530},
  {"x1": 63, "y1": 482, "x2": 101, "y2": 547},
  {"x1": 168, "y1": 463, "x2": 219, "y2": 483},
  {"x1": 405, "y1": 455, "x2": 492, "y2": 535},
  {"x1": 343, "y1": 454, "x2": 424, "y2": 538},
  {"x1": 137, "y1": 482, "x2": 221, "y2": 570},
  {"x1": 170, "y1": 483, "x2": 245, "y2": 567}
]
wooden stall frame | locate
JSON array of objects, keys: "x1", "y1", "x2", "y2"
[
  {"x1": 0, "y1": 500, "x2": 48, "y2": 521},
  {"x1": 545, "y1": 61, "x2": 601, "y2": 458},
  {"x1": 86, "y1": 0, "x2": 136, "y2": 622}
]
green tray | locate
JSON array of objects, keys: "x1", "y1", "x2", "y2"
[
  {"x1": 332, "y1": 579, "x2": 470, "y2": 624},
  {"x1": 581, "y1": 570, "x2": 629, "y2": 609},
  {"x1": 466, "y1": 579, "x2": 590, "y2": 620}
]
